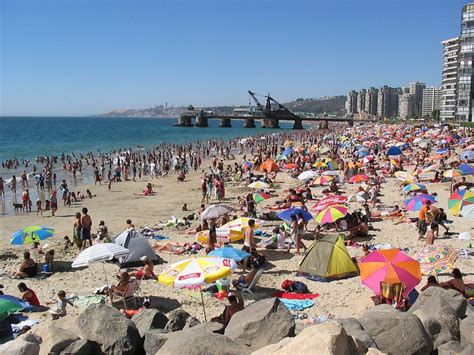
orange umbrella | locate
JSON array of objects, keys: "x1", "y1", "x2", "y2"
[{"x1": 259, "y1": 159, "x2": 279, "y2": 173}]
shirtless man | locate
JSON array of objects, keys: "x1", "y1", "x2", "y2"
[
  {"x1": 130, "y1": 256, "x2": 156, "y2": 279},
  {"x1": 211, "y1": 291, "x2": 244, "y2": 327},
  {"x1": 242, "y1": 219, "x2": 256, "y2": 271},
  {"x1": 80, "y1": 207, "x2": 92, "y2": 250}
]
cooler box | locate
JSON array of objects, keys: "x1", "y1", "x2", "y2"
[{"x1": 216, "y1": 278, "x2": 230, "y2": 292}]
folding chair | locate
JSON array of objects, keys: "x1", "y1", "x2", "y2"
[
  {"x1": 239, "y1": 268, "x2": 264, "y2": 294},
  {"x1": 112, "y1": 278, "x2": 141, "y2": 309}
]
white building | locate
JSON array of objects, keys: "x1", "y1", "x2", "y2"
[
  {"x1": 441, "y1": 37, "x2": 459, "y2": 121},
  {"x1": 421, "y1": 87, "x2": 441, "y2": 118},
  {"x1": 398, "y1": 93, "x2": 415, "y2": 119}
]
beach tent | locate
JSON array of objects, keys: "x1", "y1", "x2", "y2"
[
  {"x1": 298, "y1": 235, "x2": 358, "y2": 280},
  {"x1": 114, "y1": 229, "x2": 161, "y2": 267},
  {"x1": 387, "y1": 146, "x2": 402, "y2": 156},
  {"x1": 259, "y1": 159, "x2": 279, "y2": 173}
]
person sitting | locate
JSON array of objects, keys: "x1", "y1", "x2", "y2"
[
  {"x1": 143, "y1": 183, "x2": 154, "y2": 195},
  {"x1": 47, "y1": 290, "x2": 73, "y2": 320},
  {"x1": 96, "y1": 220, "x2": 109, "y2": 242},
  {"x1": 232, "y1": 260, "x2": 260, "y2": 290},
  {"x1": 44, "y1": 249, "x2": 55, "y2": 272},
  {"x1": 177, "y1": 171, "x2": 186, "y2": 182},
  {"x1": 15, "y1": 252, "x2": 38, "y2": 278},
  {"x1": 130, "y1": 256, "x2": 156, "y2": 280},
  {"x1": 32, "y1": 241, "x2": 44, "y2": 255},
  {"x1": 17, "y1": 282, "x2": 41, "y2": 308},
  {"x1": 261, "y1": 226, "x2": 286, "y2": 249},
  {"x1": 63, "y1": 236, "x2": 73, "y2": 250},
  {"x1": 440, "y1": 268, "x2": 465, "y2": 295},
  {"x1": 182, "y1": 203, "x2": 188, "y2": 212},
  {"x1": 421, "y1": 275, "x2": 440, "y2": 291},
  {"x1": 211, "y1": 291, "x2": 244, "y2": 327},
  {"x1": 109, "y1": 272, "x2": 131, "y2": 304}
]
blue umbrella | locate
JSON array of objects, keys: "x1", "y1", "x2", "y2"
[
  {"x1": 208, "y1": 246, "x2": 250, "y2": 262},
  {"x1": 387, "y1": 146, "x2": 403, "y2": 156},
  {"x1": 436, "y1": 148, "x2": 449, "y2": 154},
  {"x1": 282, "y1": 147, "x2": 293, "y2": 157},
  {"x1": 11, "y1": 226, "x2": 54, "y2": 245},
  {"x1": 459, "y1": 163, "x2": 474, "y2": 175},
  {"x1": 277, "y1": 208, "x2": 313, "y2": 222},
  {"x1": 460, "y1": 150, "x2": 474, "y2": 161}
]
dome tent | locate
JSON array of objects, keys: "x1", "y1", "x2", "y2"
[{"x1": 113, "y1": 229, "x2": 161, "y2": 267}]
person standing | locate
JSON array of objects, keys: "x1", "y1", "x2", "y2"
[
  {"x1": 80, "y1": 207, "x2": 92, "y2": 250},
  {"x1": 50, "y1": 190, "x2": 58, "y2": 216},
  {"x1": 418, "y1": 200, "x2": 431, "y2": 240}
]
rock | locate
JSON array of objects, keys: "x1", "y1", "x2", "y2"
[
  {"x1": 77, "y1": 303, "x2": 142, "y2": 355},
  {"x1": 40, "y1": 325, "x2": 80, "y2": 355},
  {"x1": 224, "y1": 298, "x2": 295, "y2": 350},
  {"x1": 0, "y1": 334, "x2": 41, "y2": 355},
  {"x1": 164, "y1": 309, "x2": 190, "y2": 332},
  {"x1": 251, "y1": 338, "x2": 292, "y2": 354},
  {"x1": 183, "y1": 316, "x2": 201, "y2": 329},
  {"x1": 337, "y1": 318, "x2": 377, "y2": 350},
  {"x1": 366, "y1": 348, "x2": 387, "y2": 355},
  {"x1": 157, "y1": 327, "x2": 250, "y2": 355},
  {"x1": 358, "y1": 304, "x2": 433, "y2": 355},
  {"x1": 252, "y1": 320, "x2": 353, "y2": 355},
  {"x1": 60, "y1": 339, "x2": 100, "y2": 355},
  {"x1": 131, "y1": 309, "x2": 169, "y2": 337},
  {"x1": 437, "y1": 341, "x2": 464, "y2": 355},
  {"x1": 190, "y1": 321, "x2": 225, "y2": 334},
  {"x1": 460, "y1": 315, "x2": 474, "y2": 347},
  {"x1": 143, "y1": 330, "x2": 170, "y2": 355},
  {"x1": 410, "y1": 287, "x2": 467, "y2": 319},
  {"x1": 411, "y1": 295, "x2": 460, "y2": 348}
]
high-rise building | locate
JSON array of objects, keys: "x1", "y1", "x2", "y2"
[
  {"x1": 377, "y1": 86, "x2": 400, "y2": 118},
  {"x1": 398, "y1": 93, "x2": 415, "y2": 119},
  {"x1": 357, "y1": 89, "x2": 366, "y2": 113},
  {"x1": 365, "y1": 87, "x2": 378, "y2": 116},
  {"x1": 440, "y1": 37, "x2": 459, "y2": 121},
  {"x1": 409, "y1": 81, "x2": 426, "y2": 118},
  {"x1": 345, "y1": 90, "x2": 358, "y2": 114},
  {"x1": 421, "y1": 87, "x2": 441, "y2": 118},
  {"x1": 456, "y1": 3, "x2": 474, "y2": 122}
]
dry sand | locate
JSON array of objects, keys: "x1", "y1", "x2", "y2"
[{"x1": 0, "y1": 155, "x2": 473, "y2": 325}]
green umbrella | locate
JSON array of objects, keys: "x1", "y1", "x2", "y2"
[
  {"x1": 11, "y1": 226, "x2": 54, "y2": 245},
  {"x1": 0, "y1": 295, "x2": 29, "y2": 320}
]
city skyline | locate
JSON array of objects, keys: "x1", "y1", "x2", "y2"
[{"x1": 0, "y1": 0, "x2": 465, "y2": 116}]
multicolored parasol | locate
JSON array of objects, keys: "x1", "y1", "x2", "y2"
[
  {"x1": 253, "y1": 192, "x2": 270, "y2": 203},
  {"x1": 403, "y1": 194, "x2": 437, "y2": 211},
  {"x1": 10, "y1": 226, "x2": 54, "y2": 245},
  {"x1": 448, "y1": 189, "x2": 474, "y2": 216},
  {"x1": 348, "y1": 174, "x2": 369, "y2": 184},
  {"x1": 315, "y1": 204, "x2": 348, "y2": 224}
]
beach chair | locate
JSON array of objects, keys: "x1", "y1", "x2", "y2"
[
  {"x1": 240, "y1": 268, "x2": 264, "y2": 294},
  {"x1": 112, "y1": 277, "x2": 142, "y2": 308}
]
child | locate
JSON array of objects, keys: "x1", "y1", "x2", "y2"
[
  {"x1": 48, "y1": 290, "x2": 73, "y2": 320},
  {"x1": 63, "y1": 236, "x2": 72, "y2": 250},
  {"x1": 36, "y1": 198, "x2": 42, "y2": 216},
  {"x1": 97, "y1": 221, "x2": 109, "y2": 242}
]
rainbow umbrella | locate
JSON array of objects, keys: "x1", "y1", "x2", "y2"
[
  {"x1": 403, "y1": 183, "x2": 426, "y2": 192},
  {"x1": 253, "y1": 192, "x2": 270, "y2": 203},
  {"x1": 403, "y1": 194, "x2": 436, "y2": 212},
  {"x1": 458, "y1": 163, "x2": 474, "y2": 175},
  {"x1": 0, "y1": 295, "x2": 31, "y2": 320},
  {"x1": 348, "y1": 174, "x2": 369, "y2": 184},
  {"x1": 315, "y1": 205, "x2": 348, "y2": 224},
  {"x1": 312, "y1": 161, "x2": 328, "y2": 169},
  {"x1": 312, "y1": 175, "x2": 334, "y2": 185},
  {"x1": 394, "y1": 171, "x2": 416, "y2": 183},
  {"x1": 444, "y1": 169, "x2": 462, "y2": 179},
  {"x1": 448, "y1": 189, "x2": 474, "y2": 216},
  {"x1": 324, "y1": 159, "x2": 338, "y2": 170},
  {"x1": 360, "y1": 249, "x2": 421, "y2": 295},
  {"x1": 242, "y1": 161, "x2": 253, "y2": 170},
  {"x1": 414, "y1": 245, "x2": 458, "y2": 275},
  {"x1": 11, "y1": 226, "x2": 54, "y2": 245}
]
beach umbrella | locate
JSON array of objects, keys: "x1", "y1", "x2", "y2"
[
  {"x1": 312, "y1": 175, "x2": 334, "y2": 185},
  {"x1": 209, "y1": 246, "x2": 251, "y2": 262},
  {"x1": 394, "y1": 171, "x2": 416, "y2": 183},
  {"x1": 315, "y1": 205, "x2": 348, "y2": 224},
  {"x1": 312, "y1": 195, "x2": 348, "y2": 212},
  {"x1": 282, "y1": 147, "x2": 293, "y2": 156},
  {"x1": 458, "y1": 163, "x2": 474, "y2": 175},
  {"x1": 158, "y1": 257, "x2": 233, "y2": 321},
  {"x1": 312, "y1": 161, "x2": 328, "y2": 169},
  {"x1": 347, "y1": 194, "x2": 367, "y2": 203},
  {"x1": 298, "y1": 170, "x2": 318, "y2": 181},
  {"x1": 349, "y1": 174, "x2": 369, "y2": 184},
  {"x1": 461, "y1": 204, "x2": 474, "y2": 219},
  {"x1": 259, "y1": 159, "x2": 279, "y2": 173},
  {"x1": 10, "y1": 226, "x2": 54, "y2": 245},
  {"x1": 414, "y1": 245, "x2": 458, "y2": 276},
  {"x1": 242, "y1": 161, "x2": 253, "y2": 170},
  {"x1": 284, "y1": 163, "x2": 298, "y2": 169},
  {"x1": 0, "y1": 295, "x2": 31, "y2": 320},
  {"x1": 403, "y1": 183, "x2": 426, "y2": 193},
  {"x1": 72, "y1": 243, "x2": 130, "y2": 268},
  {"x1": 387, "y1": 146, "x2": 403, "y2": 156},
  {"x1": 200, "y1": 204, "x2": 235, "y2": 220},
  {"x1": 362, "y1": 156, "x2": 374, "y2": 165},
  {"x1": 403, "y1": 194, "x2": 436, "y2": 212},
  {"x1": 277, "y1": 208, "x2": 313, "y2": 222},
  {"x1": 448, "y1": 190, "x2": 474, "y2": 216},
  {"x1": 319, "y1": 146, "x2": 331, "y2": 154},
  {"x1": 460, "y1": 150, "x2": 474, "y2": 161},
  {"x1": 360, "y1": 249, "x2": 421, "y2": 296},
  {"x1": 247, "y1": 181, "x2": 270, "y2": 189},
  {"x1": 253, "y1": 192, "x2": 270, "y2": 203},
  {"x1": 443, "y1": 169, "x2": 462, "y2": 179}
]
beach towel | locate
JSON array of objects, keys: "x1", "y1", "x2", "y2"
[
  {"x1": 71, "y1": 295, "x2": 106, "y2": 309},
  {"x1": 11, "y1": 316, "x2": 39, "y2": 333},
  {"x1": 152, "y1": 235, "x2": 169, "y2": 241},
  {"x1": 278, "y1": 298, "x2": 315, "y2": 311},
  {"x1": 272, "y1": 291, "x2": 319, "y2": 300}
]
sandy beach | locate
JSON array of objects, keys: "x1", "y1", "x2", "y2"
[{"x1": 1, "y1": 128, "x2": 473, "y2": 328}]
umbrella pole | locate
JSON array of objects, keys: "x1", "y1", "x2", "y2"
[
  {"x1": 102, "y1": 262, "x2": 109, "y2": 289},
  {"x1": 200, "y1": 290, "x2": 207, "y2": 322}
]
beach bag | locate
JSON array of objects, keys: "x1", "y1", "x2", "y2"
[{"x1": 292, "y1": 281, "x2": 309, "y2": 294}]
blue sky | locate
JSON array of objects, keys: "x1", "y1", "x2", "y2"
[{"x1": 0, "y1": 0, "x2": 465, "y2": 116}]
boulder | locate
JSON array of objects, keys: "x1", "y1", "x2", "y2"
[
  {"x1": 0, "y1": 333, "x2": 41, "y2": 355},
  {"x1": 411, "y1": 295, "x2": 460, "y2": 348},
  {"x1": 157, "y1": 327, "x2": 250, "y2": 355},
  {"x1": 410, "y1": 287, "x2": 467, "y2": 319},
  {"x1": 77, "y1": 303, "x2": 142, "y2": 355},
  {"x1": 358, "y1": 304, "x2": 433, "y2": 355},
  {"x1": 183, "y1": 316, "x2": 201, "y2": 329},
  {"x1": 224, "y1": 298, "x2": 295, "y2": 350},
  {"x1": 437, "y1": 341, "x2": 464, "y2": 355},
  {"x1": 164, "y1": 309, "x2": 190, "y2": 332},
  {"x1": 143, "y1": 330, "x2": 170, "y2": 355},
  {"x1": 131, "y1": 309, "x2": 168, "y2": 337},
  {"x1": 36, "y1": 325, "x2": 80, "y2": 355},
  {"x1": 337, "y1": 317, "x2": 377, "y2": 350},
  {"x1": 460, "y1": 315, "x2": 474, "y2": 347},
  {"x1": 60, "y1": 339, "x2": 100, "y2": 355},
  {"x1": 366, "y1": 348, "x2": 387, "y2": 355},
  {"x1": 190, "y1": 321, "x2": 225, "y2": 334},
  {"x1": 252, "y1": 321, "x2": 353, "y2": 355},
  {"x1": 251, "y1": 338, "x2": 292, "y2": 354}
]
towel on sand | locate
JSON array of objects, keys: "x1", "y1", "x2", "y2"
[
  {"x1": 272, "y1": 291, "x2": 319, "y2": 299},
  {"x1": 278, "y1": 298, "x2": 315, "y2": 311}
]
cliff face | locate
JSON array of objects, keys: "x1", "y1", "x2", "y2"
[{"x1": 97, "y1": 96, "x2": 346, "y2": 117}]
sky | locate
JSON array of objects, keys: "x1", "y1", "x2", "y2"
[{"x1": 0, "y1": 0, "x2": 466, "y2": 116}]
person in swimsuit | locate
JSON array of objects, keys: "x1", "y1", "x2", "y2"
[
  {"x1": 130, "y1": 256, "x2": 156, "y2": 280},
  {"x1": 80, "y1": 207, "x2": 92, "y2": 250},
  {"x1": 17, "y1": 282, "x2": 40, "y2": 307},
  {"x1": 440, "y1": 268, "x2": 466, "y2": 295},
  {"x1": 211, "y1": 291, "x2": 244, "y2": 327},
  {"x1": 15, "y1": 252, "x2": 37, "y2": 278}
]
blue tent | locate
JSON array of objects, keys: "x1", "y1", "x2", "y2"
[
  {"x1": 387, "y1": 146, "x2": 402, "y2": 156},
  {"x1": 460, "y1": 150, "x2": 474, "y2": 161},
  {"x1": 282, "y1": 147, "x2": 293, "y2": 157},
  {"x1": 277, "y1": 208, "x2": 313, "y2": 222}
]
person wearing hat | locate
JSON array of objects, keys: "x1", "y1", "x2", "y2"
[{"x1": 130, "y1": 256, "x2": 156, "y2": 280}]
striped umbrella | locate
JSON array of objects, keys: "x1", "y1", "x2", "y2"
[
  {"x1": 349, "y1": 174, "x2": 369, "y2": 184},
  {"x1": 403, "y1": 183, "x2": 426, "y2": 193},
  {"x1": 201, "y1": 204, "x2": 235, "y2": 220},
  {"x1": 315, "y1": 205, "x2": 348, "y2": 224},
  {"x1": 242, "y1": 161, "x2": 253, "y2": 170},
  {"x1": 71, "y1": 243, "x2": 130, "y2": 268},
  {"x1": 448, "y1": 190, "x2": 474, "y2": 216},
  {"x1": 360, "y1": 249, "x2": 421, "y2": 296},
  {"x1": 312, "y1": 175, "x2": 334, "y2": 185},
  {"x1": 403, "y1": 194, "x2": 436, "y2": 212},
  {"x1": 461, "y1": 204, "x2": 474, "y2": 219},
  {"x1": 11, "y1": 226, "x2": 54, "y2": 245},
  {"x1": 253, "y1": 192, "x2": 270, "y2": 203},
  {"x1": 444, "y1": 169, "x2": 463, "y2": 179}
]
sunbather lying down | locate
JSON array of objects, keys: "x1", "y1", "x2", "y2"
[
  {"x1": 371, "y1": 205, "x2": 403, "y2": 218},
  {"x1": 153, "y1": 242, "x2": 203, "y2": 254}
]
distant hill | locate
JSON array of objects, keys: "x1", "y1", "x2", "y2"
[{"x1": 97, "y1": 95, "x2": 346, "y2": 117}]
